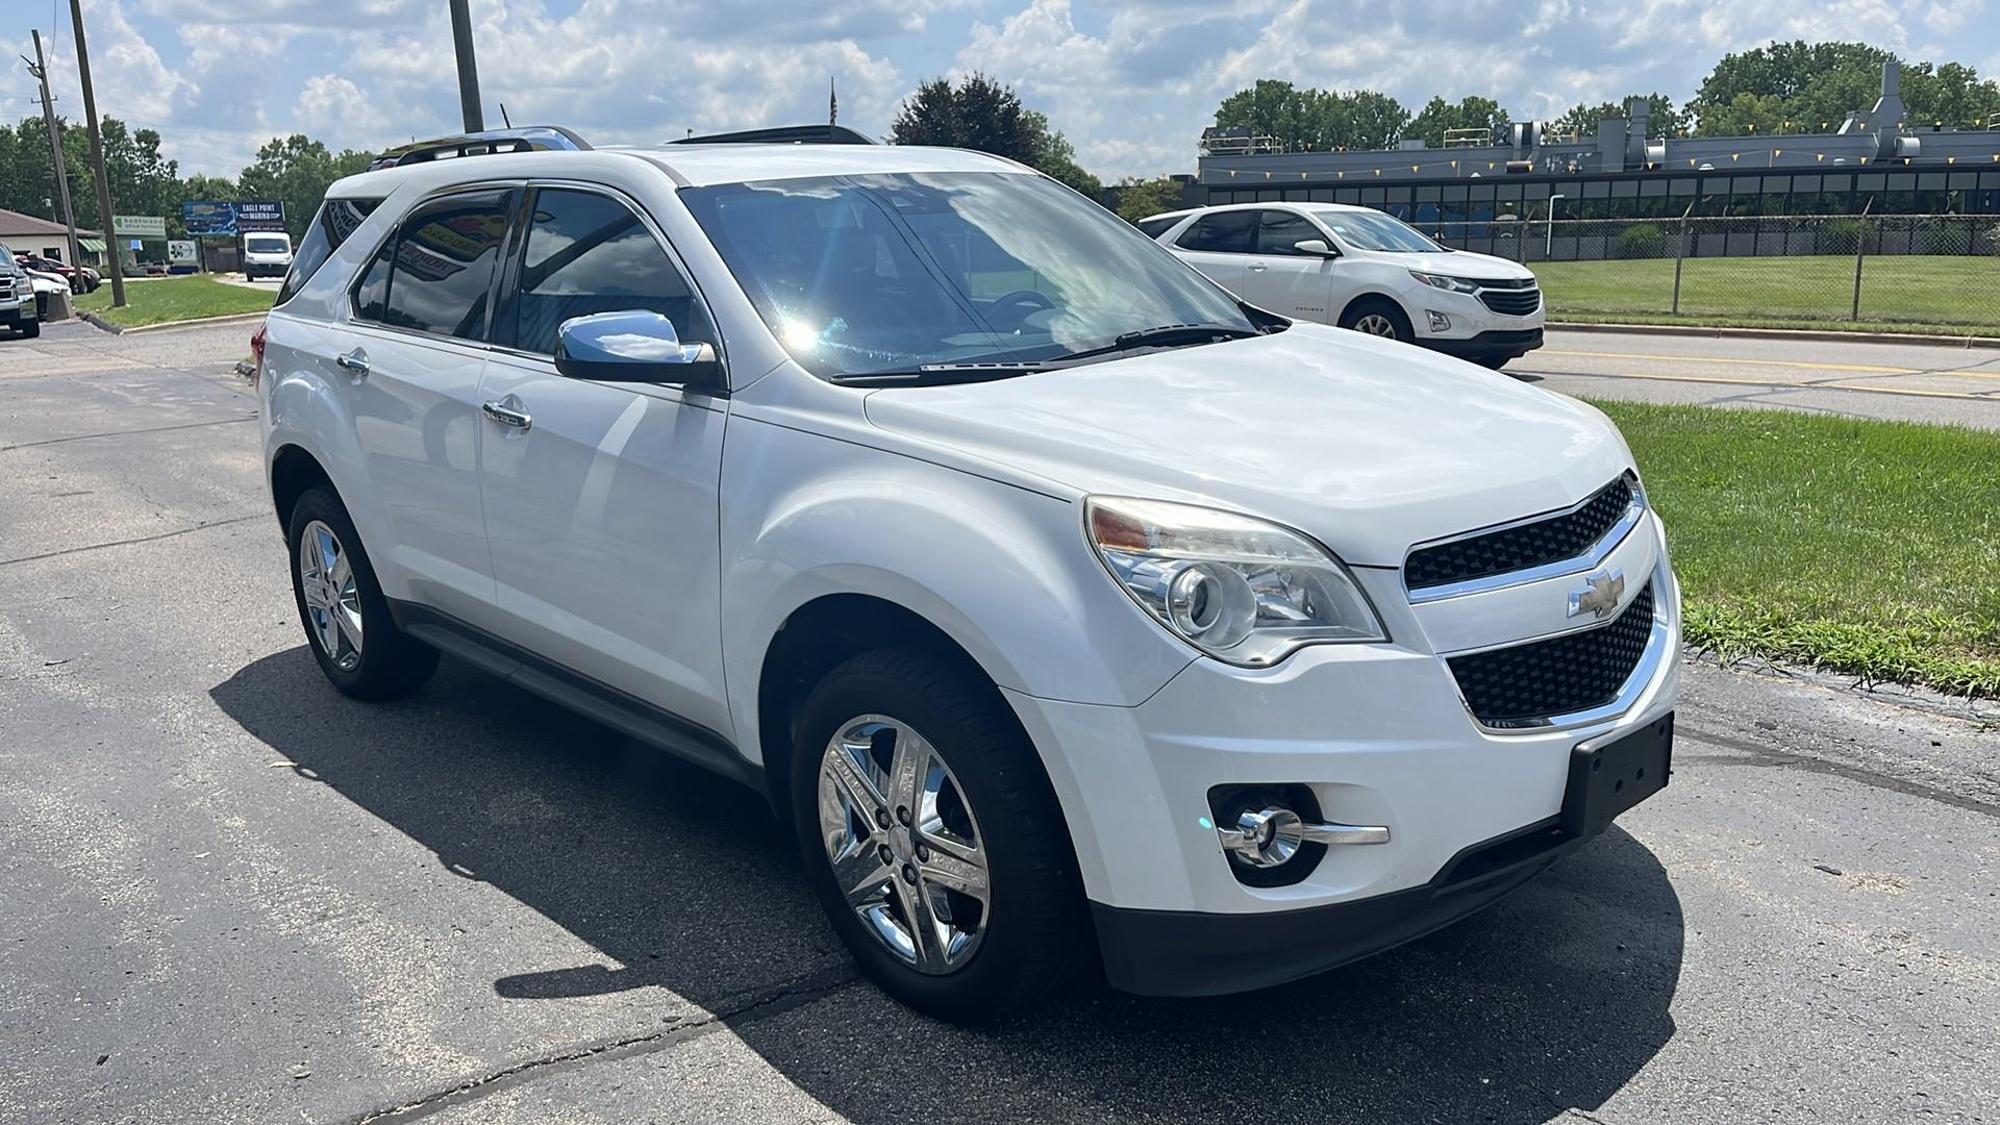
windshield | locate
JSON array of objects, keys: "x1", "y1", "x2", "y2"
[
  {"x1": 680, "y1": 172, "x2": 1254, "y2": 378},
  {"x1": 247, "y1": 237, "x2": 289, "y2": 254},
  {"x1": 1310, "y1": 209, "x2": 1442, "y2": 253},
  {"x1": 0, "y1": 246, "x2": 14, "y2": 269}
]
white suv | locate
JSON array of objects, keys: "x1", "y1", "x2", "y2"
[
  {"x1": 1142, "y1": 202, "x2": 1545, "y2": 368},
  {"x1": 258, "y1": 128, "x2": 1677, "y2": 1021}
]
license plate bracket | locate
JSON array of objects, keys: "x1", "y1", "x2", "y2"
[{"x1": 1561, "y1": 712, "x2": 1673, "y2": 839}]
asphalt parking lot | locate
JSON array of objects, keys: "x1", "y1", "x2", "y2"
[{"x1": 2, "y1": 320, "x2": 1997, "y2": 1124}]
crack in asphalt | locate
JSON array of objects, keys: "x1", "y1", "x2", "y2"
[
  {"x1": 1681, "y1": 726, "x2": 1999, "y2": 818},
  {"x1": 0, "y1": 414, "x2": 257, "y2": 452},
  {"x1": 344, "y1": 965, "x2": 861, "y2": 1124},
  {"x1": 0, "y1": 513, "x2": 267, "y2": 568}
]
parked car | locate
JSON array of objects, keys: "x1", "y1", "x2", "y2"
[
  {"x1": 0, "y1": 245, "x2": 41, "y2": 338},
  {"x1": 18, "y1": 252, "x2": 91, "y2": 293},
  {"x1": 259, "y1": 129, "x2": 1677, "y2": 1020},
  {"x1": 19, "y1": 265, "x2": 67, "y2": 320},
  {"x1": 1141, "y1": 202, "x2": 1545, "y2": 369},
  {"x1": 242, "y1": 232, "x2": 295, "y2": 280}
]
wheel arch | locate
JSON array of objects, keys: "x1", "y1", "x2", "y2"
[
  {"x1": 756, "y1": 592, "x2": 1007, "y2": 826},
  {"x1": 269, "y1": 443, "x2": 335, "y2": 528},
  {"x1": 1337, "y1": 291, "x2": 1411, "y2": 330}
]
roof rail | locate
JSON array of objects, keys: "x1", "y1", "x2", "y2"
[
  {"x1": 369, "y1": 125, "x2": 592, "y2": 170},
  {"x1": 670, "y1": 124, "x2": 876, "y2": 146}
]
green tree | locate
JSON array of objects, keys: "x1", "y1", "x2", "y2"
[
  {"x1": 892, "y1": 75, "x2": 1102, "y2": 198},
  {"x1": 1406, "y1": 95, "x2": 1506, "y2": 149},
  {"x1": 1211, "y1": 81, "x2": 1411, "y2": 151},
  {"x1": 236, "y1": 134, "x2": 375, "y2": 238},
  {"x1": 1113, "y1": 176, "x2": 1185, "y2": 225},
  {"x1": 1549, "y1": 94, "x2": 1687, "y2": 138},
  {"x1": 1688, "y1": 40, "x2": 2000, "y2": 134}
]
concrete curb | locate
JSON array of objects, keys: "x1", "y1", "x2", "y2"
[
  {"x1": 1548, "y1": 319, "x2": 2000, "y2": 349},
  {"x1": 79, "y1": 310, "x2": 268, "y2": 336}
]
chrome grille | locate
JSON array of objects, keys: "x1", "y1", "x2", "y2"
[
  {"x1": 1478, "y1": 286, "x2": 1542, "y2": 316},
  {"x1": 1406, "y1": 477, "x2": 1635, "y2": 592},
  {"x1": 1447, "y1": 581, "x2": 1656, "y2": 728}
]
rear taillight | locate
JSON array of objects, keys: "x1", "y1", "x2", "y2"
[{"x1": 249, "y1": 322, "x2": 267, "y2": 386}]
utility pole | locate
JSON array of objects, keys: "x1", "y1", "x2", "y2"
[
  {"x1": 25, "y1": 30, "x2": 82, "y2": 277},
  {"x1": 69, "y1": 0, "x2": 125, "y2": 307},
  {"x1": 448, "y1": 0, "x2": 484, "y2": 133}
]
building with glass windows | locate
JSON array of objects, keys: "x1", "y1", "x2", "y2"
[{"x1": 1195, "y1": 63, "x2": 2000, "y2": 223}]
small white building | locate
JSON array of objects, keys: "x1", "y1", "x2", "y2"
[{"x1": 0, "y1": 207, "x2": 99, "y2": 264}]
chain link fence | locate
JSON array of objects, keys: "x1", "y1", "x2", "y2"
[{"x1": 1423, "y1": 214, "x2": 2000, "y2": 331}]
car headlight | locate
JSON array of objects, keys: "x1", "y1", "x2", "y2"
[
  {"x1": 1086, "y1": 497, "x2": 1387, "y2": 667},
  {"x1": 1408, "y1": 270, "x2": 1480, "y2": 294}
]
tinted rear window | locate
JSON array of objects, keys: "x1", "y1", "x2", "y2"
[
  {"x1": 1175, "y1": 211, "x2": 1255, "y2": 253},
  {"x1": 277, "y1": 198, "x2": 380, "y2": 306},
  {"x1": 1136, "y1": 216, "x2": 1180, "y2": 239},
  {"x1": 349, "y1": 190, "x2": 514, "y2": 339}
]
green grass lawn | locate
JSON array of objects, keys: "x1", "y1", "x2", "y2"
[
  {"x1": 1539, "y1": 255, "x2": 2000, "y2": 335},
  {"x1": 76, "y1": 275, "x2": 275, "y2": 328},
  {"x1": 1596, "y1": 400, "x2": 2000, "y2": 696}
]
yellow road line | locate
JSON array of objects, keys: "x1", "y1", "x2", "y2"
[
  {"x1": 1540, "y1": 349, "x2": 1917, "y2": 375},
  {"x1": 1545, "y1": 367, "x2": 1997, "y2": 402}
]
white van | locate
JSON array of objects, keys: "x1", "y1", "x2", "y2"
[{"x1": 242, "y1": 232, "x2": 295, "y2": 280}]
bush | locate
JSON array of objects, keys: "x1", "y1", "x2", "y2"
[
  {"x1": 1818, "y1": 217, "x2": 1868, "y2": 256},
  {"x1": 1612, "y1": 223, "x2": 1667, "y2": 259}
]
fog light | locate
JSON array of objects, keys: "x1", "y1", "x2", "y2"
[
  {"x1": 1216, "y1": 805, "x2": 1392, "y2": 868},
  {"x1": 1427, "y1": 310, "x2": 1451, "y2": 333}
]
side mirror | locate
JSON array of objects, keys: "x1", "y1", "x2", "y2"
[
  {"x1": 1293, "y1": 238, "x2": 1338, "y2": 258},
  {"x1": 555, "y1": 310, "x2": 723, "y2": 390}
]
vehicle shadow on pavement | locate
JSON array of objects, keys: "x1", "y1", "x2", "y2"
[{"x1": 212, "y1": 647, "x2": 1684, "y2": 1125}]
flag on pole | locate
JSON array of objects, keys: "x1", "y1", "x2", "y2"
[{"x1": 830, "y1": 77, "x2": 838, "y2": 126}]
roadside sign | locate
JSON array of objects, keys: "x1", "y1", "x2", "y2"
[
  {"x1": 236, "y1": 201, "x2": 287, "y2": 232},
  {"x1": 181, "y1": 201, "x2": 237, "y2": 237},
  {"x1": 113, "y1": 214, "x2": 167, "y2": 238},
  {"x1": 167, "y1": 239, "x2": 197, "y2": 264}
]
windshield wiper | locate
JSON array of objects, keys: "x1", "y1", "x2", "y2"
[
  {"x1": 1057, "y1": 322, "x2": 1263, "y2": 362},
  {"x1": 829, "y1": 361, "x2": 1053, "y2": 387}
]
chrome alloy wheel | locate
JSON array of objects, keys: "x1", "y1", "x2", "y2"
[
  {"x1": 298, "y1": 519, "x2": 363, "y2": 672},
  {"x1": 1353, "y1": 312, "x2": 1399, "y2": 337},
  {"x1": 817, "y1": 715, "x2": 990, "y2": 974}
]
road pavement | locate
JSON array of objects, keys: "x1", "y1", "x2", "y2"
[
  {"x1": 1526, "y1": 328, "x2": 2000, "y2": 429},
  {"x1": 2, "y1": 320, "x2": 1996, "y2": 1124}
]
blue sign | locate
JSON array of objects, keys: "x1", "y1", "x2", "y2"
[
  {"x1": 182, "y1": 200, "x2": 236, "y2": 237},
  {"x1": 236, "y1": 201, "x2": 287, "y2": 233}
]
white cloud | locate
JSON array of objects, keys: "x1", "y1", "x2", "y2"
[{"x1": 40, "y1": 0, "x2": 2000, "y2": 182}]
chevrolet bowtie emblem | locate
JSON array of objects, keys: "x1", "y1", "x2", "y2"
[{"x1": 1568, "y1": 569, "x2": 1626, "y2": 620}]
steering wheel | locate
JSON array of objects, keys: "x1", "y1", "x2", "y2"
[{"x1": 988, "y1": 289, "x2": 1055, "y2": 329}]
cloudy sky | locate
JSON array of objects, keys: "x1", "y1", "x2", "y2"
[{"x1": 5, "y1": 0, "x2": 1997, "y2": 181}]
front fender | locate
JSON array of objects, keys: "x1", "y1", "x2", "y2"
[{"x1": 719, "y1": 417, "x2": 1194, "y2": 768}]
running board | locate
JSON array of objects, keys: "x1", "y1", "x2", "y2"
[{"x1": 387, "y1": 600, "x2": 764, "y2": 796}]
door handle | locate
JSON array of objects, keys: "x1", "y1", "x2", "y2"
[
  {"x1": 482, "y1": 399, "x2": 532, "y2": 431},
  {"x1": 334, "y1": 349, "x2": 369, "y2": 378},
  {"x1": 1247, "y1": 262, "x2": 1268, "y2": 272}
]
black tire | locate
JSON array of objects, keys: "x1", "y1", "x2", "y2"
[
  {"x1": 285, "y1": 485, "x2": 438, "y2": 700},
  {"x1": 19, "y1": 320, "x2": 38, "y2": 339},
  {"x1": 1338, "y1": 297, "x2": 1413, "y2": 343},
  {"x1": 791, "y1": 648, "x2": 1090, "y2": 1021},
  {"x1": 1477, "y1": 354, "x2": 1512, "y2": 370}
]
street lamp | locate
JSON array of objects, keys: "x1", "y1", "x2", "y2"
[{"x1": 1545, "y1": 193, "x2": 1565, "y2": 258}]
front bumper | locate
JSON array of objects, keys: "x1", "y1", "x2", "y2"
[
  {"x1": 1426, "y1": 328, "x2": 1544, "y2": 361},
  {"x1": 1004, "y1": 514, "x2": 1679, "y2": 996}
]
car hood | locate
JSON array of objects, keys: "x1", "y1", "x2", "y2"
[
  {"x1": 861, "y1": 324, "x2": 1631, "y2": 566},
  {"x1": 1384, "y1": 249, "x2": 1535, "y2": 281}
]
